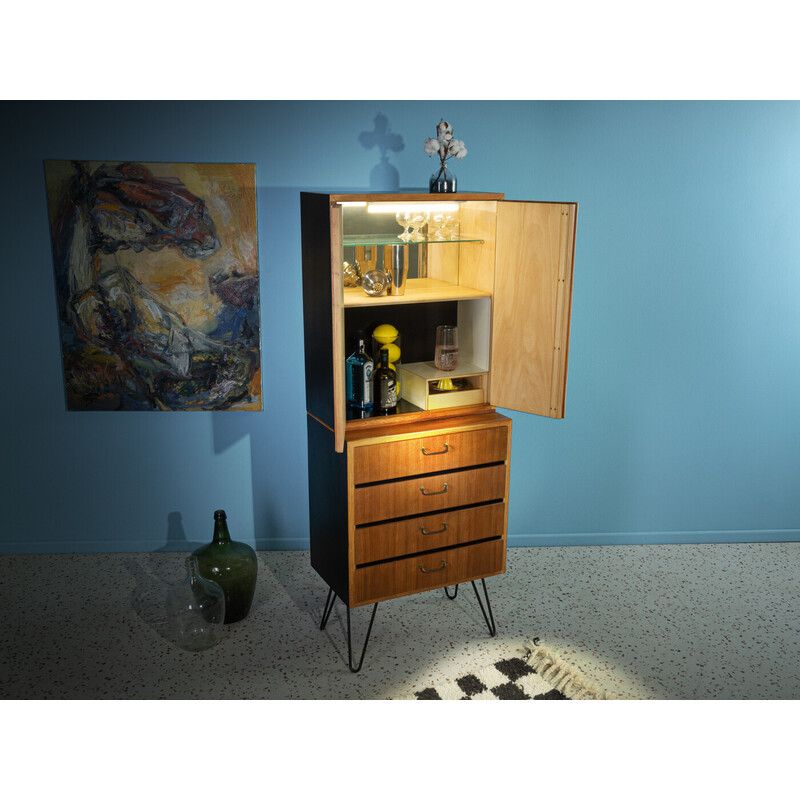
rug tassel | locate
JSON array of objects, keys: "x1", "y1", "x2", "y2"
[{"x1": 525, "y1": 641, "x2": 613, "y2": 700}]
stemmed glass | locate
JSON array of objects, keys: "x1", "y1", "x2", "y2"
[
  {"x1": 442, "y1": 212, "x2": 459, "y2": 240},
  {"x1": 429, "y1": 211, "x2": 446, "y2": 240},
  {"x1": 409, "y1": 210, "x2": 429, "y2": 241},
  {"x1": 396, "y1": 211, "x2": 413, "y2": 241}
]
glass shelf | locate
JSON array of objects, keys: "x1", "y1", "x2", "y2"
[
  {"x1": 343, "y1": 234, "x2": 484, "y2": 247},
  {"x1": 346, "y1": 398, "x2": 422, "y2": 421}
]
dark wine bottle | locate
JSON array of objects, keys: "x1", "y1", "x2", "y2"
[{"x1": 373, "y1": 347, "x2": 397, "y2": 414}]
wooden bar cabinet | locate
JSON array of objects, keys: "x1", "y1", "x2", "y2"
[{"x1": 301, "y1": 192, "x2": 577, "y2": 671}]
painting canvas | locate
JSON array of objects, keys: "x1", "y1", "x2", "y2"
[{"x1": 44, "y1": 160, "x2": 262, "y2": 411}]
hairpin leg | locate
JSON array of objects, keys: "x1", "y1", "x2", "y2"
[
  {"x1": 471, "y1": 578, "x2": 497, "y2": 637},
  {"x1": 444, "y1": 584, "x2": 459, "y2": 599},
  {"x1": 319, "y1": 587, "x2": 379, "y2": 673},
  {"x1": 346, "y1": 602, "x2": 378, "y2": 673},
  {"x1": 320, "y1": 586, "x2": 336, "y2": 630}
]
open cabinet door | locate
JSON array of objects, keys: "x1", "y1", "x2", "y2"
[
  {"x1": 300, "y1": 193, "x2": 347, "y2": 452},
  {"x1": 330, "y1": 203, "x2": 347, "y2": 452},
  {"x1": 489, "y1": 201, "x2": 577, "y2": 418}
]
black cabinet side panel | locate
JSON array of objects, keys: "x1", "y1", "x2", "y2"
[
  {"x1": 301, "y1": 192, "x2": 334, "y2": 428},
  {"x1": 307, "y1": 415, "x2": 350, "y2": 603}
]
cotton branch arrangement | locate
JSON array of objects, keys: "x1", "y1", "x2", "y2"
[{"x1": 424, "y1": 118, "x2": 468, "y2": 182}]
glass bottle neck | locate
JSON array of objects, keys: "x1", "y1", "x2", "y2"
[
  {"x1": 185, "y1": 555, "x2": 201, "y2": 576},
  {"x1": 213, "y1": 519, "x2": 231, "y2": 543}
]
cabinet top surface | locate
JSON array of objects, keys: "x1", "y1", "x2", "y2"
[
  {"x1": 345, "y1": 410, "x2": 511, "y2": 446},
  {"x1": 324, "y1": 192, "x2": 506, "y2": 203}
]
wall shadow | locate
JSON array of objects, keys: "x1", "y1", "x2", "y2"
[
  {"x1": 211, "y1": 187, "x2": 313, "y2": 551},
  {"x1": 358, "y1": 112, "x2": 404, "y2": 190},
  {"x1": 206, "y1": 116, "x2": 409, "y2": 552},
  {"x1": 155, "y1": 511, "x2": 205, "y2": 553}
]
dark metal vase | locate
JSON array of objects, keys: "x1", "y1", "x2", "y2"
[{"x1": 193, "y1": 510, "x2": 257, "y2": 624}]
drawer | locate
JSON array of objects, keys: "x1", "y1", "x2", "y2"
[
  {"x1": 398, "y1": 363, "x2": 486, "y2": 411},
  {"x1": 353, "y1": 538, "x2": 505, "y2": 606},
  {"x1": 353, "y1": 464, "x2": 507, "y2": 526},
  {"x1": 352, "y1": 425, "x2": 509, "y2": 484},
  {"x1": 354, "y1": 502, "x2": 505, "y2": 564}
]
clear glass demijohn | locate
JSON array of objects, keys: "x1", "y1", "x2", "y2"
[{"x1": 166, "y1": 555, "x2": 226, "y2": 651}]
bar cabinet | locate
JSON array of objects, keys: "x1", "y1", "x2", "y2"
[{"x1": 301, "y1": 192, "x2": 577, "y2": 670}]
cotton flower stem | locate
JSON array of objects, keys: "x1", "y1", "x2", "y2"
[{"x1": 435, "y1": 152, "x2": 452, "y2": 180}]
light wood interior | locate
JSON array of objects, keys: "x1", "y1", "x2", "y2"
[
  {"x1": 490, "y1": 201, "x2": 577, "y2": 418},
  {"x1": 330, "y1": 203, "x2": 346, "y2": 452},
  {"x1": 458, "y1": 201, "x2": 498, "y2": 294},
  {"x1": 549, "y1": 204, "x2": 577, "y2": 416}
]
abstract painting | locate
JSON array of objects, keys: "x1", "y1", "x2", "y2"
[{"x1": 44, "y1": 161, "x2": 262, "y2": 411}]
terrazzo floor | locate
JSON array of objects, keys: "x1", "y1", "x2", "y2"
[{"x1": 2, "y1": 542, "x2": 799, "y2": 700}]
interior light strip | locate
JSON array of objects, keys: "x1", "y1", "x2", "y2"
[{"x1": 366, "y1": 202, "x2": 460, "y2": 214}]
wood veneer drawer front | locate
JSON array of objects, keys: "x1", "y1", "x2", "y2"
[
  {"x1": 353, "y1": 464, "x2": 507, "y2": 526},
  {"x1": 354, "y1": 502, "x2": 505, "y2": 564},
  {"x1": 352, "y1": 425, "x2": 509, "y2": 484},
  {"x1": 353, "y1": 539, "x2": 505, "y2": 606}
]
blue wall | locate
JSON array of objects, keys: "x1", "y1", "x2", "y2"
[{"x1": 2, "y1": 100, "x2": 798, "y2": 553}]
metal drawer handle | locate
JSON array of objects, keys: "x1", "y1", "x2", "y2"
[
  {"x1": 419, "y1": 560, "x2": 447, "y2": 574},
  {"x1": 420, "y1": 522, "x2": 448, "y2": 536},
  {"x1": 420, "y1": 482, "x2": 448, "y2": 496},
  {"x1": 421, "y1": 443, "x2": 449, "y2": 456}
]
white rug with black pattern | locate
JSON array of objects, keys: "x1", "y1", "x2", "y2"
[{"x1": 408, "y1": 641, "x2": 612, "y2": 700}]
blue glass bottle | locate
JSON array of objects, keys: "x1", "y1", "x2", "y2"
[{"x1": 346, "y1": 338, "x2": 374, "y2": 409}]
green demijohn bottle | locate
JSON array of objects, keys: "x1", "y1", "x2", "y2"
[{"x1": 193, "y1": 510, "x2": 258, "y2": 624}]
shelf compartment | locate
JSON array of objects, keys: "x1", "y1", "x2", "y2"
[{"x1": 343, "y1": 278, "x2": 490, "y2": 307}]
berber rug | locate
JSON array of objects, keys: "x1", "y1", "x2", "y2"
[{"x1": 407, "y1": 640, "x2": 613, "y2": 700}]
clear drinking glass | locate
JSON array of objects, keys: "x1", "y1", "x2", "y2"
[{"x1": 434, "y1": 325, "x2": 459, "y2": 371}]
